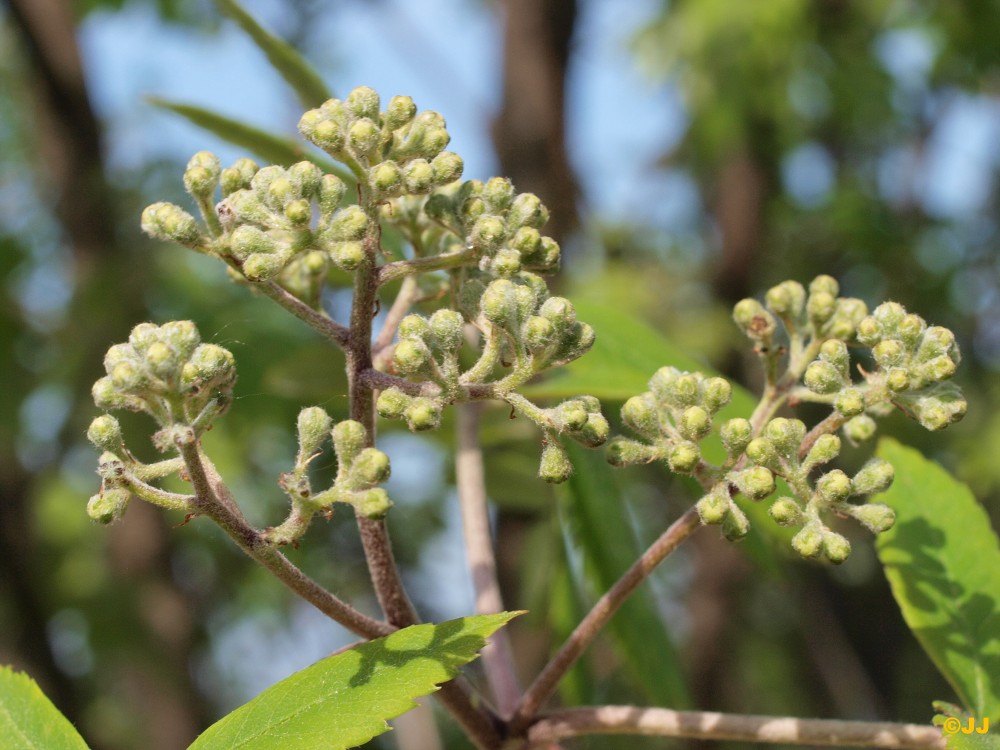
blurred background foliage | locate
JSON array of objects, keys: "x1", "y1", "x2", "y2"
[{"x1": 0, "y1": 1, "x2": 998, "y2": 748}]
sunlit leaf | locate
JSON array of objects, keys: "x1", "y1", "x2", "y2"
[{"x1": 0, "y1": 666, "x2": 90, "y2": 750}]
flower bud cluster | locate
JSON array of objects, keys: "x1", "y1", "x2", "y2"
[
  {"x1": 92, "y1": 321, "x2": 235, "y2": 441},
  {"x1": 266, "y1": 411, "x2": 393, "y2": 545},
  {"x1": 607, "y1": 367, "x2": 733, "y2": 475},
  {"x1": 529, "y1": 397, "x2": 609, "y2": 484},
  {"x1": 423, "y1": 179, "x2": 561, "y2": 277}
]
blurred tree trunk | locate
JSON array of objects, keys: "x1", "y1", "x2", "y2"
[{"x1": 2, "y1": 1, "x2": 208, "y2": 747}]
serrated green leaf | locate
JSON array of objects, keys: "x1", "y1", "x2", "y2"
[
  {"x1": 876, "y1": 438, "x2": 1000, "y2": 722},
  {"x1": 0, "y1": 666, "x2": 90, "y2": 750},
  {"x1": 188, "y1": 612, "x2": 519, "y2": 750},
  {"x1": 559, "y1": 443, "x2": 691, "y2": 708},
  {"x1": 148, "y1": 98, "x2": 349, "y2": 180},
  {"x1": 214, "y1": 0, "x2": 332, "y2": 108}
]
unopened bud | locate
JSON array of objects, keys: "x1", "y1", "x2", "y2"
[
  {"x1": 428, "y1": 309, "x2": 464, "y2": 351},
  {"x1": 733, "y1": 299, "x2": 776, "y2": 340},
  {"x1": 507, "y1": 192, "x2": 549, "y2": 229},
  {"x1": 765, "y1": 280, "x2": 806, "y2": 320},
  {"x1": 668, "y1": 441, "x2": 701, "y2": 473},
  {"x1": 679, "y1": 405, "x2": 712, "y2": 442},
  {"x1": 721, "y1": 418, "x2": 753, "y2": 455},
  {"x1": 523, "y1": 315, "x2": 555, "y2": 350},
  {"x1": 329, "y1": 241, "x2": 365, "y2": 271},
  {"x1": 87, "y1": 415, "x2": 124, "y2": 453},
  {"x1": 355, "y1": 488, "x2": 392, "y2": 519},
  {"x1": 803, "y1": 433, "x2": 840, "y2": 469},
  {"x1": 622, "y1": 393, "x2": 659, "y2": 438},
  {"x1": 792, "y1": 525, "x2": 823, "y2": 558},
  {"x1": 297, "y1": 406, "x2": 332, "y2": 457},
  {"x1": 332, "y1": 420, "x2": 367, "y2": 464},
  {"x1": 376, "y1": 387, "x2": 410, "y2": 419},
  {"x1": 141, "y1": 202, "x2": 202, "y2": 246},
  {"x1": 575, "y1": 413, "x2": 610, "y2": 448},
  {"x1": 430, "y1": 151, "x2": 463, "y2": 184},
  {"x1": 470, "y1": 215, "x2": 506, "y2": 252},
  {"x1": 384, "y1": 95, "x2": 416, "y2": 130},
  {"x1": 733, "y1": 466, "x2": 775, "y2": 500},
  {"x1": 606, "y1": 438, "x2": 658, "y2": 467},
  {"x1": 872, "y1": 339, "x2": 906, "y2": 368},
  {"x1": 327, "y1": 205, "x2": 369, "y2": 241},
  {"x1": 816, "y1": 470, "x2": 852, "y2": 502},
  {"x1": 184, "y1": 151, "x2": 221, "y2": 198},
  {"x1": 696, "y1": 490, "x2": 729, "y2": 525},
  {"x1": 371, "y1": 160, "x2": 403, "y2": 195},
  {"x1": 243, "y1": 252, "x2": 285, "y2": 281},
  {"x1": 539, "y1": 441, "x2": 572, "y2": 483},
  {"x1": 850, "y1": 503, "x2": 896, "y2": 533},
  {"x1": 404, "y1": 398, "x2": 441, "y2": 431},
  {"x1": 843, "y1": 415, "x2": 877, "y2": 444},
  {"x1": 491, "y1": 248, "x2": 522, "y2": 277},
  {"x1": 220, "y1": 157, "x2": 259, "y2": 195},
  {"x1": 348, "y1": 118, "x2": 380, "y2": 158},
  {"x1": 702, "y1": 377, "x2": 732, "y2": 413},
  {"x1": 769, "y1": 497, "x2": 802, "y2": 526},
  {"x1": 230, "y1": 225, "x2": 277, "y2": 261},
  {"x1": 804, "y1": 360, "x2": 843, "y2": 394},
  {"x1": 746, "y1": 437, "x2": 778, "y2": 469},
  {"x1": 822, "y1": 532, "x2": 851, "y2": 564},
  {"x1": 87, "y1": 488, "x2": 131, "y2": 524},
  {"x1": 722, "y1": 506, "x2": 750, "y2": 540},
  {"x1": 352, "y1": 447, "x2": 391, "y2": 485},
  {"x1": 393, "y1": 338, "x2": 431, "y2": 376},
  {"x1": 764, "y1": 418, "x2": 806, "y2": 457},
  {"x1": 834, "y1": 387, "x2": 865, "y2": 417},
  {"x1": 852, "y1": 458, "x2": 894, "y2": 496}
]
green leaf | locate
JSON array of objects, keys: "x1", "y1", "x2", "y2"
[
  {"x1": 559, "y1": 443, "x2": 691, "y2": 708},
  {"x1": 214, "y1": 0, "x2": 332, "y2": 108},
  {"x1": 148, "y1": 98, "x2": 348, "y2": 180},
  {"x1": 0, "y1": 666, "x2": 90, "y2": 750},
  {"x1": 876, "y1": 438, "x2": 1000, "y2": 722},
  {"x1": 188, "y1": 612, "x2": 520, "y2": 750}
]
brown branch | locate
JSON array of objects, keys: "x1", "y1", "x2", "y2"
[
  {"x1": 526, "y1": 706, "x2": 945, "y2": 749},
  {"x1": 255, "y1": 280, "x2": 350, "y2": 348}
]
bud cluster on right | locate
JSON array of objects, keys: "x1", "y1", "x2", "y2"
[{"x1": 609, "y1": 275, "x2": 965, "y2": 563}]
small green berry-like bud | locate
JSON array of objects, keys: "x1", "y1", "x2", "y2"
[
  {"x1": 803, "y1": 433, "x2": 841, "y2": 469},
  {"x1": 696, "y1": 490, "x2": 729, "y2": 525},
  {"x1": 912, "y1": 356, "x2": 957, "y2": 387},
  {"x1": 764, "y1": 418, "x2": 806, "y2": 457},
  {"x1": 765, "y1": 280, "x2": 806, "y2": 320},
  {"x1": 791, "y1": 525, "x2": 823, "y2": 558},
  {"x1": 355, "y1": 488, "x2": 392, "y2": 519},
  {"x1": 371, "y1": 160, "x2": 403, "y2": 195},
  {"x1": 917, "y1": 326, "x2": 959, "y2": 362},
  {"x1": 856, "y1": 315, "x2": 881, "y2": 346},
  {"x1": 822, "y1": 532, "x2": 851, "y2": 564},
  {"x1": 384, "y1": 95, "x2": 416, "y2": 130},
  {"x1": 834, "y1": 387, "x2": 866, "y2": 418},
  {"x1": 393, "y1": 338, "x2": 431, "y2": 376},
  {"x1": 804, "y1": 360, "x2": 843, "y2": 394},
  {"x1": 398, "y1": 314, "x2": 431, "y2": 341},
  {"x1": 87, "y1": 488, "x2": 131, "y2": 524},
  {"x1": 897, "y1": 313, "x2": 927, "y2": 346},
  {"x1": 301, "y1": 112, "x2": 346, "y2": 153},
  {"x1": 809, "y1": 274, "x2": 839, "y2": 297},
  {"x1": 820, "y1": 339, "x2": 850, "y2": 372},
  {"x1": 348, "y1": 118, "x2": 381, "y2": 158},
  {"x1": 671, "y1": 373, "x2": 700, "y2": 408},
  {"x1": 183, "y1": 343, "x2": 236, "y2": 388},
  {"x1": 668, "y1": 441, "x2": 701, "y2": 474},
  {"x1": 470, "y1": 215, "x2": 506, "y2": 252},
  {"x1": 575, "y1": 413, "x2": 610, "y2": 448},
  {"x1": 873, "y1": 301, "x2": 906, "y2": 330},
  {"x1": 872, "y1": 339, "x2": 906, "y2": 368},
  {"x1": 483, "y1": 177, "x2": 515, "y2": 212},
  {"x1": 319, "y1": 174, "x2": 347, "y2": 217},
  {"x1": 141, "y1": 202, "x2": 202, "y2": 246},
  {"x1": 284, "y1": 198, "x2": 311, "y2": 225},
  {"x1": 732, "y1": 299, "x2": 776, "y2": 340},
  {"x1": 843, "y1": 415, "x2": 877, "y2": 445},
  {"x1": 733, "y1": 466, "x2": 776, "y2": 500},
  {"x1": 886, "y1": 367, "x2": 910, "y2": 392},
  {"x1": 507, "y1": 192, "x2": 549, "y2": 229},
  {"x1": 111, "y1": 360, "x2": 143, "y2": 390},
  {"x1": 352, "y1": 447, "x2": 391, "y2": 485},
  {"x1": 491, "y1": 248, "x2": 522, "y2": 277},
  {"x1": 243, "y1": 252, "x2": 285, "y2": 281},
  {"x1": 327, "y1": 205, "x2": 369, "y2": 241},
  {"x1": 509, "y1": 226, "x2": 542, "y2": 255},
  {"x1": 184, "y1": 151, "x2": 221, "y2": 198},
  {"x1": 554, "y1": 400, "x2": 588, "y2": 431},
  {"x1": 221, "y1": 157, "x2": 259, "y2": 195},
  {"x1": 606, "y1": 438, "x2": 658, "y2": 467},
  {"x1": 850, "y1": 503, "x2": 895, "y2": 533},
  {"x1": 816, "y1": 470, "x2": 852, "y2": 502},
  {"x1": 404, "y1": 397, "x2": 441, "y2": 432},
  {"x1": 297, "y1": 406, "x2": 332, "y2": 457},
  {"x1": 852, "y1": 458, "x2": 894, "y2": 496},
  {"x1": 332, "y1": 420, "x2": 367, "y2": 464},
  {"x1": 827, "y1": 298, "x2": 868, "y2": 339},
  {"x1": 430, "y1": 151, "x2": 464, "y2": 184},
  {"x1": 230, "y1": 225, "x2": 277, "y2": 261},
  {"x1": 807, "y1": 291, "x2": 836, "y2": 324},
  {"x1": 745, "y1": 437, "x2": 778, "y2": 469},
  {"x1": 702, "y1": 377, "x2": 732, "y2": 413},
  {"x1": 679, "y1": 405, "x2": 712, "y2": 442},
  {"x1": 288, "y1": 161, "x2": 322, "y2": 197},
  {"x1": 722, "y1": 505, "x2": 751, "y2": 540},
  {"x1": 87, "y1": 415, "x2": 124, "y2": 452},
  {"x1": 721, "y1": 418, "x2": 753, "y2": 455},
  {"x1": 329, "y1": 241, "x2": 365, "y2": 271},
  {"x1": 769, "y1": 497, "x2": 802, "y2": 526},
  {"x1": 539, "y1": 441, "x2": 572, "y2": 484},
  {"x1": 538, "y1": 297, "x2": 576, "y2": 332},
  {"x1": 480, "y1": 279, "x2": 518, "y2": 326},
  {"x1": 523, "y1": 315, "x2": 555, "y2": 350},
  {"x1": 622, "y1": 393, "x2": 659, "y2": 438},
  {"x1": 429, "y1": 309, "x2": 464, "y2": 351},
  {"x1": 910, "y1": 390, "x2": 967, "y2": 431},
  {"x1": 402, "y1": 159, "x2": 434, "y2": 194},
  {"x1": 376, "y1": 387, "x2": 410, "y2": 419},
  {"x1": 346, "y1": 86, "x2": 380, "y2": 120},
  {"x1": 144, "y1": 341, "x2": 176, "y2": 379}
]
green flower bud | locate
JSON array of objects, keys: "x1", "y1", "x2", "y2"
[
  {"x1": 606, "y1": 437, "x2": 658, "y2": 467},
  {"x1": 804, "y1": 360, "x2": 843, "y2": 394},
  {"x1": 764, "y1": 418, "x2": 806, "y2": 457},
  {"x1": 551, "y1": 400, "x2": 586, "y2": 431},
  {"x1": 722, "y1": 505, "x2": 750, "y2": 540},
  {"x1": 553, "y1": 322, "x2": 595, "y2": 365},
  {"x1": 791, "y1": 525, "x2": 823, "y2": 558},
  {"x1": 668, "y1": 441, "x2": 701, "y2": 473},
  {"x1": 807, "y1": 291, "x2": 836, "y2": 325},
  {"x1": 404, "y1": 397, "x2": 441, "y2": 431},
  {"x1": 532, "y1": 236, "x2": 561, "y2": 270},
  {"x1": 745, "y1": 437, "x2": 779, "y2": 469},
  {"x1": 327, "y1": 205, "x2": 369, "y2": 241},
  {"x1": 849, "y1": 503, "x2": 895, "y2": 533},
  {"x1": 384, "y1": 95, "x2": 416, "y2": 130},
  {"x1": 160, "y1": 321, "x2": 200, "y2": 359},
  {"x1": 144, "y1": 341, "x2": 176, "y2": 379},
  {"x1": 856, "y1": 315, "x2": 881, "y2": 346},
  {"x1": 371, "y1": 160, "x2": 403, "y2": 195},
  {"x1": 265, "y1": 176, "x2": 297, "y2": 209},
  {"x1": 297, "y1": 406, "x2": 332, "y2": 457},
  {"x1": 577, "y1": 395, "x2": 601, "y2": 413},
  {"x1": 128, "y1": 323, "x2": 159, "y2": 353},
  {"x1": 732, "y1": 298, "x2": 776, "y2": 341},
  {"x1": 398, "y1": 314, "x2": 431, "y2": 341},
  {"x1": 822, "y1": 532, "x2": 851, "y2": 564},
  {"x1": 480, "y1": 279, "x2": 518, "y2": 326},
  {"x1": 398, "y1": 159, "x2": 431, "y2": 194},
  {"x1": 376, "y1": 387, "x2": 410, "y2": 419},
  {"x1": 230, "y1": 225, "x2": 277, "y2": 261},
  {"x1": 352, "y1": 447, "x2": 391, "y2": 485},
  {"x1": 912, "y1": 356, "x2": 957, "y2": 387},
  {"x1": 702, "y1": 377, "x2": 732, "y2": 413},
  {"x1": 733, "y1": 466, "x2": 775, "y2": 500},
  {"x1": 483, "y1": 177, "x2": 515, "y2": 212},
  {"x1": 87, "y1": 415, "x2": 124, "y2": 453},
  {"x1": 183, "y1": 151, "x2": 221, "y2": 198},
  {"x1": 329, "y1": 241, "x2": 365, "y2": 271},
  {"x1": 346, "y1": 86, "x2": 380, "y2": 120},
  {"x1": 897, "y1": 313, "x2": 926, "y2": 346},
  {"x1": 111, "y1": 360, "x2": 144, "y2": 390},
  {"x1": 87, "y1": 488, "x2": 131, "y2": 524},
  {"x1": 428, "y1": 309, "x2": 464, "y2": 351},
  {"x1": 809, "y1": 275, "x2": 839, "y2": 298},
  {"x1": 851, "y1": 458, "x2": 894, "y2": 496},
  {"x1": 696, "y1": 490, "x2": 729, "y2": 525},
  {"x1": 834, "y1": 387, "x2": 866, "y2": 417},
  {"x1": 355, "y1": 488, "x2": 392, "y2": 519},
  {"x1": 765, "y1": 280, "x2": 806, "y2": 320},
  {"x1": 886, "y1": 367, "x2": 910, "y2": 392},
  {"x1": 769, "y1": 497, "x2": 802, "y2": 526},
  {"x1": 288, "y1": 161, "x2": 322, "y2": 197},
  {"x1": 332, "y1": 420, "x2": 367, "y2": 465},
  {"x1": 873, "y1": 301, "x2": 906, "y2": 331},
  {"x1": 575, "y1": 413, "x2": 610, "y2": 448},
  {"x1": 303, "y1": 113, "x2": 346, "y2": 153},
  {"x1": 460, "y1": 196, "x2": 486, "y2": 223},
  {"x1": 470, "y1": 215, "x2": 506, "y2": 252},
  {"x1": 284, "y1": 198, "x2": 311, "y2": 225},
  {"x1": 622, "y1": 393, "x2": 659, "y2": 438},
  {"x1": 720, "y1": 418, "x2": 753, "y2": 455},
  {"x1": 507, "y1": 192, "x2": 549, "y2": 229},
  {"x1": 826, "y1": 298, "x2": 868, "y2": 339},
  {"x1": 523, "y1": 315, "x2": 555, "y2": 350},
  {"x1": 679, "y1": 405, "x2": 712, "y2": 442},
  {"x1": 348, "y1": 118, "x2": 380, "y2": 158},
  {"x1": 916, "y1": 326, "x2": 959, "y2": 362},
  {"x1": 671, "y1": 373, "x2": 700, "y2": 408},
  {"x1": 842, "y1": 415, "x2": 876, "y2": 445},
  {"x1": 319, "y1": 175, "x2": 347, "y2": 218},
  {"x1": 393, "y1": 338, "x2": 431, "y2": 376},
  {"x1": 182, "y1": 343, "x2": 236, "y2": 390},
  {"x1": 491, "y1": 248, "x2": 522, "y2": 277},
  {"x1": 803, "y1": 433, "x2": 840, "y2": 469},
  {"x1": 819, "y1": 339, "x2": 850, "y2": 373},
  {"x1": 872, "y1": 339, "x2": 906, "y2": 368},
  {"x1": 538, "y1": 297, "x2": 576, "y2": 332},
  {"x1": 243, "y1": 252, "x2": 285, "y2": 281},
  {"x1": 908, "y1": 388, "x2": 967, "y2": 431},
  {"x1": 816, "y1": 470, "x2": 852, "y2": 502},
  {"x1": 430, "y1": 151, "x2": 463, "y2": 184},
  {"x1": 141, "y1": 202, "x2": 202, "y2": 246},
  {"x1": 220, "y1": 157, "x2": 259, "y2": 195},
  {"x1": 539, "y1": 441, "x2": 572, "y2": 483},
  {"x1": 92, "y1": 377, "x2": 131, "y2": 411}
]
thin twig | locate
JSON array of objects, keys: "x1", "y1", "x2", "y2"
[
  {"x1": 377, "y1": 247, "x2": 478, "y2": 286},
  {"x1": 510, "y1": 507, "x2": 702, "y2": 731},
  {"x1": 174, "y1": 437, "x2": 391, "y2": 639},
  {"x1": 255, "y1": 280, "x2": 351, "y2": 349},
  {"x1": 798, "y1": 411, "x2": 847, "y2": 460},
  {"x1": 526, "y1": 706, "x2": 945, "y2": 749},
  {"x1": 456, "y1": 402, "x2": 522, "y2": 717}
]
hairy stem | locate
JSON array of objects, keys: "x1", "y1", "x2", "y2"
[
  {"x1": 510, "y1": 507, "x2": 702, "y2": 731},
  {"x1": 175, "y1": 438, "x2": 391, "y2": 639},
  {"x1": 255, "y1": 280, "x2": 350, "y2": 348},
  {"x1": 456, "y1": 402, "x2": 522, "y2": 717},
  {"x1": 525, "y1": 707, "x2": 945, "y2": 749},
  {"x1": 378, "y1": 246, "x2": 478, "y2": 286}
]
